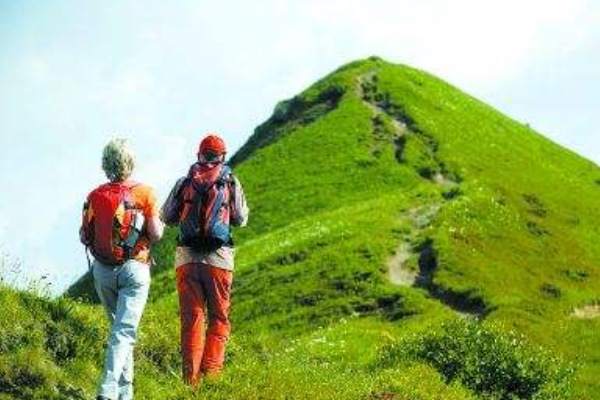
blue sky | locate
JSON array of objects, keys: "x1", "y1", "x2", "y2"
[{"x1": 0, "y1": 0, "x2": 599, "y2": 293}]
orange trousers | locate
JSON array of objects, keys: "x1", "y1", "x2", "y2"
[{"x1": 176, "y1": 263, "x2": 233, "y2": 385}]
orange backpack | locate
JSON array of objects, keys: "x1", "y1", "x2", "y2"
[{"x1": 81, "y1": 182, "x2": 144, "y2": 265}]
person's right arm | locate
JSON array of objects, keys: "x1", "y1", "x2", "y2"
[{"x1": 160, "y1": 177, "x2": 187, "y2": 227}]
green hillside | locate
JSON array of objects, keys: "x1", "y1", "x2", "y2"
[{"x1": 4, "y1": 56, "x2": 600, "y2": 399}]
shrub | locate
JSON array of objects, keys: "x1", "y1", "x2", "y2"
[
  {"x1": 0, "y1": 349, "x2": 58, "y2": 397},
  {"x1": 379, "y1": 320, "x2": 573, "y2": 399}
]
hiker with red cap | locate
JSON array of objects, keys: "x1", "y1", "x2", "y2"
[
  {"x1": 161, "y1": 133, "x2": 249, "y2": 386},
  {"x1": 80, "y1": 138, "x2": 164, "y2": 400}
]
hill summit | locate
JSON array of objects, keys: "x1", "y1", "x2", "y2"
[
  {"x1": 229, "y1": 55, "x2": 600, "y2": 328},
  {"x1": 12, "y1": 57, "x2": 600, "y2": 399}
]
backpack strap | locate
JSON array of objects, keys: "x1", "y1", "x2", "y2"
[
  {"x1": 118, "y1": 181, "x2": 141, "y2": 209},
  {"x1": 121, "y1": 180, "x2": 140, "y2": 191},
  {"x1": 219, "y1": 164, "x2": 232, "y2": 182},
  {"x1": 80, "y1": 200, "x2": 92, "y2": 246},
  {"x1": 116, "y1": 181, "x2": 143, "y2": 258}
]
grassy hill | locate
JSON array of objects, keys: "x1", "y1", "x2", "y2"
[{"x1": 4, "y1": 56, "x2": 600, "y2": 399}]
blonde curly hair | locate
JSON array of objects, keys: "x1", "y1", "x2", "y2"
[{"x1": 102, "y1": 138, "x2": 136, "y2": 182}]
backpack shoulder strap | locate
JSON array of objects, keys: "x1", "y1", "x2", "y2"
[
  {"x1": 122, "y1": 180, "x2": 141, "y2": 190},
  {"x1": 186, "y1": 163, "x2": 198, "y2": 178},
  {"x1": 218, "y1": 164, "x2": 233, "y2": 184}
]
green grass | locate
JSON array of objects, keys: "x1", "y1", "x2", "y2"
[
  {"x1": 4, "y1": 56, "x2": 600, "y2": 399},
  {"x1": 0, "y1": 285, "x2": 105, "y2": 399}
]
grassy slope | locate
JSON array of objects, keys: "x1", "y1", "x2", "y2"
[
  {"x1": 229, "y1": 57, "x2": 600, "y2": 396},
  {"x1": 4, "y1": 57, "x2": 600, "y2": 399}
]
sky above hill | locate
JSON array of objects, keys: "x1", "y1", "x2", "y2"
[{"x1": 0, "y1": 0, "x2": 599, "y2": 293}]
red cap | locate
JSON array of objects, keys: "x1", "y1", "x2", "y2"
[{"x1": 198, "y1": 134, "x2": 226, "y2": 156}]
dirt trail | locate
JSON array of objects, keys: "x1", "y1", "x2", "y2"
[
  {"x1": 357, "y1": 70, "x2": 408, "y2": 140},
  {"x1": 572, "y1": 304, "x2": 600, "y2": 319},
  {"x1": 387, "y1": 242, "x2": 417, "y2": 286},
  {"x1": 385, "y1": 200, "x2": 488, "y2": 319},
  {"x1": 357, "y1": 70, "x2": 486, "y2": 319},
  {"x1": 386, "y1": 204, "x2": 440, "y2": 288},
  {"x1": 357, "y1": 70, "x2": 459, "y2": 188}
]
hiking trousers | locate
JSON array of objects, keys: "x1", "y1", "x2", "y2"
[
  {"x1": 176, "y1": 262, "x2": 233, "y2": 385},
  {"x1": 92, "y1": 260, "x2": 150, "y2": 400}
]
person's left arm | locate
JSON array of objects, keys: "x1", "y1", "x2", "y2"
[
  {"x1": 229, "y1": 175, "x2": 249, "y2": 227},
  {"x1": 144, "y1": 186, "x2": 164, "y2": 243}
]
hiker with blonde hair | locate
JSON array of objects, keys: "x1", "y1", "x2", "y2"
[
  {"x1": 161, "y1": 133, "x2": 249, "y2": 386},
  {"x1": 80, "y1": 138, "x2": 164, "y2": 400}
]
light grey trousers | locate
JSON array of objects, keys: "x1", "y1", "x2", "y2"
[{"x1": 92, "y1": 259, "x2": 150, "y2": 400}]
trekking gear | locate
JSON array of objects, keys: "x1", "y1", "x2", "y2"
[
  {"x1": 179, "y1": 163, "x2": 233, "y2": 249},
  {"x1": 85, "y1": 247, "x2": 92, "y2": 271},
  {"x1": 81, "y1": 182, "x2": 145, "y2": 265},
  {"x1": 198, "y1": 134, "x2": 226, "y2": 156}
]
